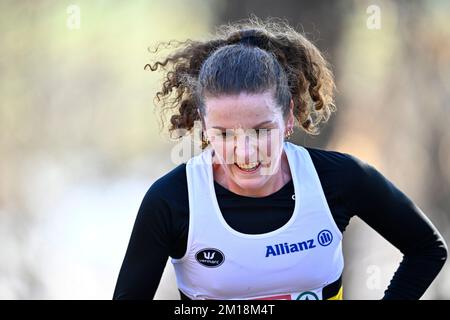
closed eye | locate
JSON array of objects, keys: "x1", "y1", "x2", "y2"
[
  {"x1": 256, "y1": 128, "x2": 272, "y2": 136},
  {"x1": 216, "y1": 128, "x2": 274, "y2": 139}
]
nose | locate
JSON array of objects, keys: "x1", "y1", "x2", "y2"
[{"x1": 234, "y1": 133, "x2": 259, "y2": 164}]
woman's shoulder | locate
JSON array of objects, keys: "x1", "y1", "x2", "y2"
[
  {"x1": 303, "y1": 146, "x2": 375, "y2": 187},
  {"x1": 304, "y1": 146, "x2": 367, "y2": 170},
  {"x1": 143, "y1": 163, "x2": 188, "y2": 204}
]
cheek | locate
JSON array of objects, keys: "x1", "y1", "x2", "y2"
[
  {"x1": 257, "y1": 129, "x2": 284, "y2": 159},
  {"x1": 210, "y1": 139, "x2": 235, "y2": 165}
]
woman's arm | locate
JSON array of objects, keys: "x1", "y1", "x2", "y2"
[
  {"x1": 113, "y1": 183, "x2": 172, "y2": 300},
  {"x1": 344, "y1": 157, "x2": 448, "y2": 299}
]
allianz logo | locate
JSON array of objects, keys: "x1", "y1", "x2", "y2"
[{"x1": 265, "y1": 230, "x2": 333, "y2": 257}]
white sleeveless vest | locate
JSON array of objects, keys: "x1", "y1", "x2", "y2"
[{"x1": 171, "y1": 141, "x2": 344, "y2": 300}]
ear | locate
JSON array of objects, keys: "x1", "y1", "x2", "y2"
[
  {"x1": 198, "y1": 109, "x2": 207, "y2": 131},
  {"x1": 287, "y1": 99, "x2": 295, "y2": 128}
]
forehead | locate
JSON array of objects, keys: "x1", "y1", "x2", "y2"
[{"x1": 204, "y1": 91, "x2": 281, "y2": 128}]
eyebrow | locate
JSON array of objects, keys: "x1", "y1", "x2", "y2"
[{"x1": 212, "y1": 120, "x2": 275, "y2": 130}]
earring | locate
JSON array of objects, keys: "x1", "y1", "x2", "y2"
[
  {"x1": 201, "y1": 132, "x2": 209, "y2": 148},
  {"x1": 285, "y1": 128, "x2": 294, "y2": 140}
]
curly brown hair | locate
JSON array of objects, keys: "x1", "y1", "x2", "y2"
[{"x1": 146, "y1": 16, "x2": 336, "y2": 148}]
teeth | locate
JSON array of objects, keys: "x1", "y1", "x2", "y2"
[{"x1": 236, "y1": 162, "x2": 259, "y2": 170}]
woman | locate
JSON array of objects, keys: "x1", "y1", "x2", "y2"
[{"x1": 113, "y1": 18, "x2": 447, "y2": 300}]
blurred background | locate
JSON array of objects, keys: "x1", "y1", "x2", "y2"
[{"x1": 0, "y1": 0, "x2": 449, "y2": 299}]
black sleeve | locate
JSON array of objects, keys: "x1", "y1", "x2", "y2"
[
  {"x1": 112, "y1": 181, "x2": 172, "y2": 300},
  {"x1": 343, "y1": 156, "x2": 448, "y2": 299}
]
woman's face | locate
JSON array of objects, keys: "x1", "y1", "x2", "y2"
[{"x1": 203, "y1": 90, "x2": 294, "y2": 191}]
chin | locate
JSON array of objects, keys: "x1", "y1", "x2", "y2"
[{"x1": 230, "y1": 169, "x2": 267, "y2": 188}]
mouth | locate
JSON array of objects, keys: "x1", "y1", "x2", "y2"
[{"x1": 234, "y1": 161, "x2": 261, "y2": 173}]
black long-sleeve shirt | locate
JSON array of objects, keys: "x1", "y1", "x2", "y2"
[{"x1": 113, "y1": 146, "x2": 447, "y2": 300}]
